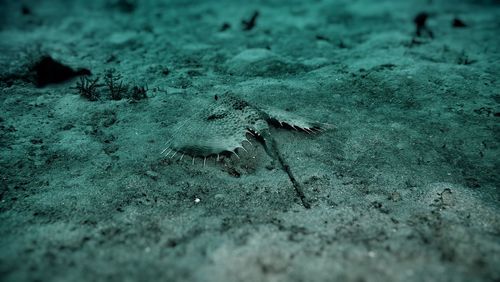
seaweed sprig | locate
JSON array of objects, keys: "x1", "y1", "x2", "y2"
[
  {"x1": 74, "y1": 76, "x2": 100, "y2": 101},
  {"x1": 104, "y1": 68, "x2": 127, "y2": 100},
  {"x1": 130, "y1": 85, "x2": 148, "y2": 101}
]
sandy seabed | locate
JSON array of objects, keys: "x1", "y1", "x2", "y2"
[{"x1": 0, "y1": 0, "x2": 499, "y2": 281}]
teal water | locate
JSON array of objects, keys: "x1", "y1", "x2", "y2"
[{"x1": 0, "y1": 1, "x2": 499, "y2": 281}]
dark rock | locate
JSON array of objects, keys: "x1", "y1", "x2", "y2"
[
  {"x1": 452, "y1": 18, "x2": 467, "y2": 28},
  {"x1": 21, "y1": 5, "x2": 31, "y2": 15},
  {"x1": 220, "y1": 22, "x2": 231, "y2": 32},
  {"x1": 31, "y1": 56, "x2": 91, "y2": 87}
]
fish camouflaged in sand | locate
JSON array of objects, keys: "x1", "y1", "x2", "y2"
[
  {"x1": 163, "y1": 92, "x2": 324, "y2": 161},
  {"x1": 162, "y1": 92, "x2": 327, "y2": 208}
]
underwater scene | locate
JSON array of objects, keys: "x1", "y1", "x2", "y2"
[{"x1": 0, "y1": 0, "x2": 499, "y2": 281}]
